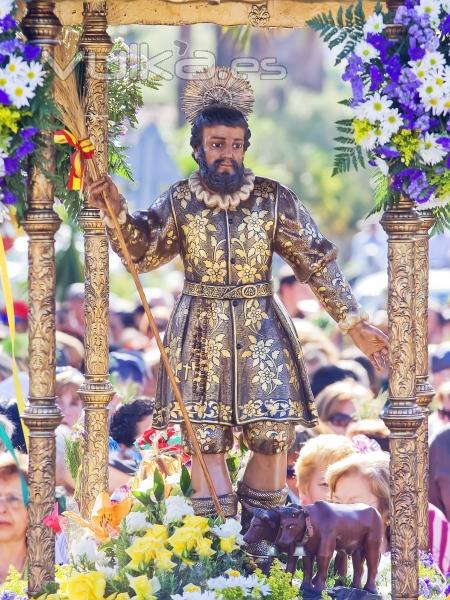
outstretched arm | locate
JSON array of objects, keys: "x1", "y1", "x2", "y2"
[
  {"x1": 274, "y1": 184, "x2": 388, "y2": 370},
  {"x1": 86, "y1": 174, "x2": 180, "y2": 274}
]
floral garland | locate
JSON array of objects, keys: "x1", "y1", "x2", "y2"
[
  {"x1": 0, "y1": 0, "x2": 53, "y2": 221},
  {"x1": 309, "y1": 0, "x2": 450, "y2": 231}
]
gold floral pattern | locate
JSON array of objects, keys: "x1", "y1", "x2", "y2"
[{"x1": 107, "y1": 177, "x2": 360, "y2": 431}]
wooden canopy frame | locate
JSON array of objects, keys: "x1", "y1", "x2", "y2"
[
  {"x1": 21, "y1": 2, "x2": 433, "y2": 599},
  {"x1": 55, "y1": 0, "x2": 378, "y2": 27}
]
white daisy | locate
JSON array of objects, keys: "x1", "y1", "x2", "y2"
[
  {"x1": 354, "y1": 40, "x2": 379, "y2": 63},
  {"x1": 421, "y1": 51, "x2": 446, "y2": 72},
  {"x1": 409, "y1": 60, "x2": 431, "y2": 81},
  {"x1": 380, "y1": 108, "x2": 403, "y2": 136},
  {"x1": 24, "y1": 61, "x2": 45, "y2": 90},
  {"x1": 419, "y1": 78, "x2": 444, "y2": 101},
  {"x1": 4, "y1": 82, "x2": 35, "y2": 108},
  {"x1": 5, "y1": 56, "x2": 28, "y2": 81},
  {"x1": 363, "y1": 13, "x2": 385, "y2": 36},
  {"x1": 438, "y1": 95, "x2": 450, "y2": 114},
  {"x1": 359, "y1": 130, "x2": 378, "y2": 151},
  {"x1": 422, "y1": 93, "x2": 444, "y2": 114},
  {"x1": 0, "y1": 0, "x2": 13, "y2": 19},
  {"x1": 418, "y1": 133, "x2": 447, "y2": 165},
  {"x1": 442, "y1": 0, "x2": 450, "y2": 12},
  {"x1": 415, "y1": 0, "x2": 441, "y2": 20},
  {"x1": 0, "y1": 157, "x2": 5, "y2": 178},
  {"x1": 362, "y1": 92, "x2": 393, "y2": 123}
]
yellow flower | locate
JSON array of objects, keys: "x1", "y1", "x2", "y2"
[
  {"x1": 106, "y1": 594, "x2": 131, "y2": 600},
  {"x1": 127, "y1": 537, "x2": 165, "y2": 570},
  {"x1": 196, "y1": 536, "x2": 215, "y2": 558},
  {"x1": 353, "y1": 118, "x2": 373, "y2": 145},
  {"x1": 154, "y1": 548, "x2": 176, "y2": 571},
  {"x1": 0, "y1": 106, "x2": 21, "y2": 133},
  {"x1": 128, "y1": 574, "x2": 160, "y2": 600},
  {"x1": 66, "y1": 570, "x2": 106, "y2": 600},
  {"x1": 225, "y1": 569, "x2": 241, "y2": 578},
  {"x1": 184, "y1": 584, "x2": 201, "y2": 593},
  {"x1": 183, "y1": 514, "x2": 210, "y2": 534},
  {"x1": 146, "y1": 523, "x2": 168, "y2": 542},
  {"x1": 220, "y1": 535, "x2": 237, "y2": 553},
  {"x1": 168, "y1": 526, "x2": 202, "y2": 555}
]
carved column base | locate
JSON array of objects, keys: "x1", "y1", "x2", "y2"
[{"x1": 23, "y1": 406, "x2": 61, "y2": 595}]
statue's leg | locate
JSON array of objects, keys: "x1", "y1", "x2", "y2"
[
  {"x1": 350, "y1": 548, "x2": 364, "y2": 589},
  {"x1": 181, "y1": 422, "x2": 237, "y2": 518},
  {"x1": 237, "y1": 420, "x2": 295, "y2": 566}
]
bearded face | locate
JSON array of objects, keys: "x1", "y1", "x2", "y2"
[{"x1": 196, "y1": 124, "x2": 246, "y2": 194}]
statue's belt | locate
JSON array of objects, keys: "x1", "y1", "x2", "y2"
[{"x1": 183, "y1": 281, "x2": 274, "y2": 300}]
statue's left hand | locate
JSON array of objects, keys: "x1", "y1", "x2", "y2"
[{"x1": 347, "y1": 321, "x2": 388, "y2": 371}]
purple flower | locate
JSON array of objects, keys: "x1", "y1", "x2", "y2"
[
  {"x1": 441, "y1": 15, "x2": 450, "y2": 35},
  {"x1": 437, "y1": 137, "x2": 450, "y2": 150},
  {"x1": 4, "y1": 157, "x2": 18, "y2": 177},
  {"x1": 392, "y1": 168, "x2": 435, "y2": 203},
  {"x1": 15, "y1": 140, "x2": 35, "y2": 160},
  {"x1": 0, "y1": 90, "x2": 11, "y2": 105},
  {"x1": 369, "y1": 65, "x2": 384, "y2": 91},
  {"x1": 445, "y1": 155, "x2": 450, "y2": 169},
  {"x1": 343, "y1": 53, "x2": 365, "y2": 104},
  {"x1": 415, "y1": 113, "x2": 432, "y2": 132},
  {"x1": 366, "y1": 33, "x2": 392, "y2": 62},
  {"x1": 385, "y1": 55, "x2": 402, "y2": 82},
  {"x1": 0, "y1": 14, "x2": 16, "y2": 33},
  {"x1": 373, "y1": 145, "x2": 401, "y2": 159},
  {"x1": 408, "y1": 46, "x2": 425, "y2": 61},
  {"x1": 23, "y1": 43, "x2": 41, "y2": 62},
  {"x1": 0, "y1": 188, "x2": 17, "y2": 205},
  {"x1": 20, "y1": 127, "x2": 38, "y2": 139}
]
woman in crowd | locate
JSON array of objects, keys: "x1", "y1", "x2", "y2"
[
  {"x1": 0, "y1": 452, "x2": 28, "y2": 583},
  {"x1": 429, "y1": 425, "x2": 450, "y2": 521},
  {"x1": 314, "y1": 380, "x2": 372, "y2": 435},
  {"x1": 327, "y1": 451, "x2": 450, "y2": 574},
  {"x1": 294, "y1": 434, "x2": 355, "y2": 504}
]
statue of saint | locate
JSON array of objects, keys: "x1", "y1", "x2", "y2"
[{"x1": 87, "y1": 67, "x2": 388, "y2": 562}]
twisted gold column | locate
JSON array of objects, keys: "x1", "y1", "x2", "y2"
[
  {"x1": 78, "y1": 2, "x2": 114, "y2": 517},
  {"x1": 21, "y1": 2, "x2": 62, "y2": 594},
  {"x1": 381, "y1": 197, "x2": 421, "y2": 600},
  {"x1": 414, "y1": 209, "x2": 435, "y2": 551}
]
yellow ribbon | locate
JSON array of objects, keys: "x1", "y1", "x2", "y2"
[
  {"x1": 0, "y1": 235, "x2": 28, "y2": 443},
  {"x1": 54, "y1": 129, "x2": 95, "y2": 191}
]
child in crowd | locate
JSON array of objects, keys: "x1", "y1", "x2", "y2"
[{"x1": 294, "y1": 434, "x2": 355, "y2": 504}]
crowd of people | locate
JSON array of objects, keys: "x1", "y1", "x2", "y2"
[{"x1": 0, "y1": 258, "x2": 450, "y2": 585}]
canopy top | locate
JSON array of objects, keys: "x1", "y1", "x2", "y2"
[{"x1": 55, "y1": 0, "x2": 378, "y2": 28}]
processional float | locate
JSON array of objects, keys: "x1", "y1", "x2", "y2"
[{"x1": 20, "y1": 1, "x2": 434, "y2": 598}]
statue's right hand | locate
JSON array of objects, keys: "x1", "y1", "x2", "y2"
[{"x1": 85, "y1": 174, "x2": 123, "y2": 216}]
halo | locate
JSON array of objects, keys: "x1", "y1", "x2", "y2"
[{"x1": 182, "y1": 66, "x2": 255, "y2": 124}]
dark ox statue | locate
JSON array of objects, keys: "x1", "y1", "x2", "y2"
[{"x1": 243, "y1": 501, "x2": 383, "y2": 594}]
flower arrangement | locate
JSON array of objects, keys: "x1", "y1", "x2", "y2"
[
  {"x1": 0, "y1": 0, "x2": 54, "y2": 220},
  {"x1": 308, "y1": 0, "x2": 450, "y2": 231}
]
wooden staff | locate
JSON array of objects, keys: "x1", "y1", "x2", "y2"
[
  {"x1": 53, "y1": 41, "x2": 223, "y2": 518},
  {"x1": 91, "y1": 163, "x2": 224, "y2": 519}
]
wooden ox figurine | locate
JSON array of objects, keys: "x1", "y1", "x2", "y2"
[{"x1": 243, "y1": 502, "x2": 383, "y2": 594}]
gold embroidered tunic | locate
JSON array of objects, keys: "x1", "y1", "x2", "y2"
[{"x1": 106, "y1": 176, "x2": 360, "y2": 429}]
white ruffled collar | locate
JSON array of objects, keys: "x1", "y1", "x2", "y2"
[{"x1": 188, "y1": 168, "x2": 255, "y2": 211}]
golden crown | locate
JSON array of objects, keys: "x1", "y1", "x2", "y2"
[{"x1": 182, "y1": 66, "x2": 255, "y2": 124}]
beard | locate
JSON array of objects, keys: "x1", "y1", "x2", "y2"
[{"x1": 197, "y1": 147, "x2": 245, "y2": 194}]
